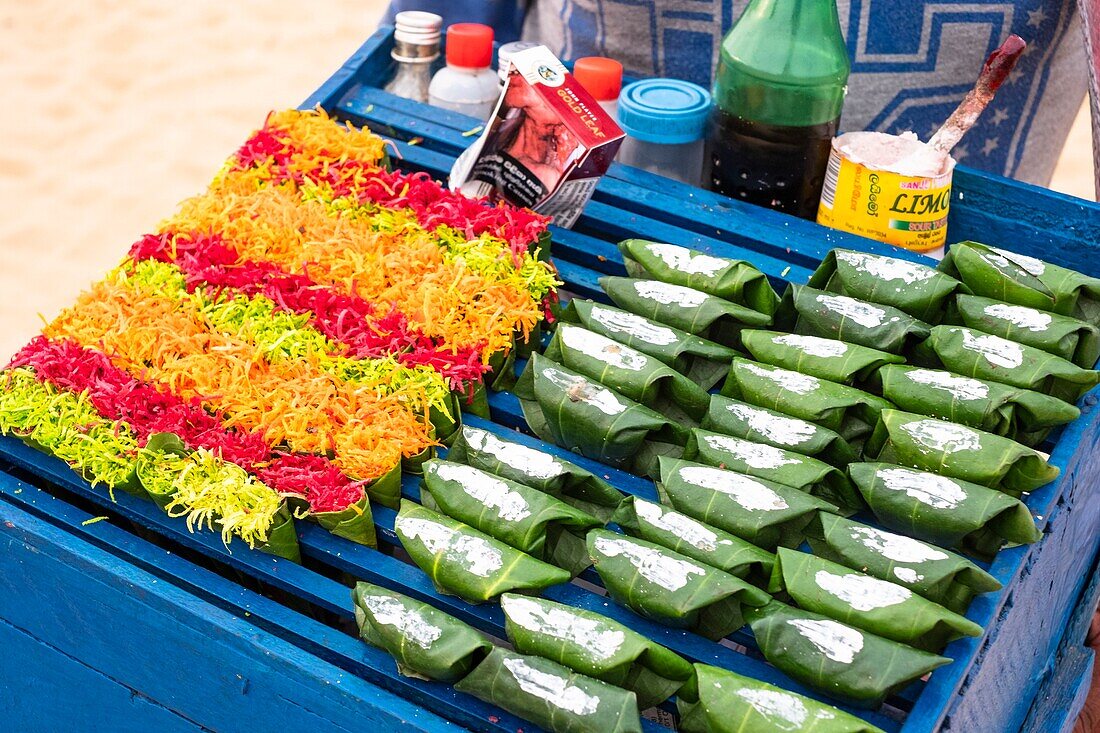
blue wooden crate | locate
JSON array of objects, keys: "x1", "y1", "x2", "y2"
[{"x1": 5, "y1": 24, "x2": 1100, "y2": 733}]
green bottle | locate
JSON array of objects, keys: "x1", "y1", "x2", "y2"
[{"x1": 704, "y1": 0, "x2": 850, "y2": 219}]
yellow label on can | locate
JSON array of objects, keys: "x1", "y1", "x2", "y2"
[{"x1": 816, "y1": 144, "x2": 953, "y2": 253}]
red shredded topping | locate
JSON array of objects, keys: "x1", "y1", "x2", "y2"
[
  {"x1": 9, "y1": 336, "x2": 365, "y2": 513},
  {"x1": 130, "y1": 231, "x2": 491, "y2": 388}
]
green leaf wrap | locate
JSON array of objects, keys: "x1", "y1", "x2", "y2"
[
  {"x1": 260, "y1": 506, "x2": 302, "y2": 563},
  {"x1": 683, "y1": 428, "x2": 862, "y2": 512},
  {"x1": 600, "y1": 276, "x2": 771, "y2": 347},
  {"x1": 447, "y1": 425, "x2": 624, "y2": 522},
  {"x1": 309, "y1": 466, "x2": 391, "y2": 548},
  {"x1": 873, "y1": 364, "x2": 1079, "y2": 443},
  {"x1": 720, "y1": 358, "x2": 893, "y2": 443},
  {"x1": 351, "y1": 582, "x2": 491, "y2": 682},
  {"x1": 863, "y1": 410, "x2": 1059, "y2": 495},
  {"x1": 500, "y1": 593, "x2": 694, "y2": 709},
  {"x1": 394, "y1": 500, "x2": 570, "y2": 604},
  {"x1": 612, "y1": 496, "x2": 775, "y2": 585},
  {"x1": 677, "y1": 663, "x2": 887, "y2": 733},
  {"x1": 544, "y1": 324, "x2": 711, "y2": 420},
  {"x1": 781, "y1": 284, "x2": 931, "y2": 354},
  {"x1": 657, "y1": 457, "x2": 838, "y2": 550},
  {"x1": 950, "y1": 294, "x2": 1100, "y2": 368},
  {"x1": 586, "y1": 529, "x2": 771, "y2": 640},
  {"x1": 746, "y1": 601, "x2": 949, "y2": 708},
  {"x1": 939, "y1": 241, "x2": 1100, "y2": 326},
  {"x1": 805, "y1": 513, "x2": 1001, "y2": 614},
  {"x1": 618, "y1": 239, "x2": 779, "y2": 316},
  {"x1": 701, "y1": 394, "x2": 858, "y2": 466},
  {"x1": 769, "y1": 548, "x2": 982, "y2": 651},
  {"x1": 514, "y1": 354, "x2": 688, "y2": 470},
  {"x1": 847, "y1": 462, "x2": 1042, "y2": 556},
  {"x1": 560, "y1": 299, "x2": 738, "y2": 389},
  {"x1": 807, "y1": 248, "x2": 968, "y2": 323},
  {"x1": 420, "y1": 459, "x2": 601, "y2": 576},
  {"x1": 454, "y1": 648, "x2": 643, "y2": 733},
  {"x1": 741, "y1": 329, "x2": 904, "y2": 385},
  {"x1": 911, "y1": 325, "x2": 1099, "y2": 403}
]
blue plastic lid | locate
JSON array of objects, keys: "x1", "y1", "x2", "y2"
[{"x1": 617, "y1": 79, "x2": 712, "y2": 145}]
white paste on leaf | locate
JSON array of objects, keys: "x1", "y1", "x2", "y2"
[
  {"x1": 701, "y1": 433, "x2": 800, "y2": 469},
  {"x1": 742, "y1": 361, "x2": 820, "y2": 395},
  {"x1": 634, "y1": 280, "x2": 709, "y2": 307},
  {"x1": 589, "y1": 304, "x2": 679, "y2": 346},
  {"x1": 396, "y1": 517, "x2": 504, "y2": 577},
  {"x1": 984, "y1": 303, "x2": 1053, "y2": 332},
  {"x1": 735, "y1": 688, "x2": 809, "y2": 730},
  {"x1": 544, "y1": 366, "x2": 628, "y2": 416},
  {"x1": 836, "y1": 250, "x2": 936, "y2": 284},
  {"x1": 789, "y1": 619, "x2": 865, "y2": 664},
  {"x1": 462, "y1": 427, "x2": 564, "y2": 481},
  {"x1": 646, "y1": 242, "x2": 729, "y2": 276},
  {"x1": 850, "y1": 526, "x2": 949, "y2": 563},
  {"x1": 990, "y1": 246, "x2": 1046, "y2": 276},
  {"x1": 905, "y1": 368, "x2": 989, "y2": 401},
  {"x1": 816, "y1": 293, "x2": 887, "y2": 328},
  {"x1": 893, "y1": 568, "x2": 924, "y2": 584},
  {"x1": 958, "y1": 328, "x2": 1024, "y2": 369},
  {"x1": 773, "y1": 333, "x2": 849, "y2": 358},
  {"x1": 502, "y1": 657, "x2": 601, "y2": 715},
  {"x1": 432, "y1": 462, "x2": 532, "y2": 521},
  {"x1": 725, "y1": 402, "x2": 819, "y2": 446},
  {"x1": 900, "y1": 418, "x2": 981, "y2": 454},
  {"x1": 678, "y1": 466, "x2": 790, "y2": 511},
  {"x1": 501, "y1": 596, "x2": 626, "y2": 661},
  {"x1": 593, "y1": 534, "x2": 706, "y2": 591},
  {"x1": 878, "y1": 466, "x2": 967, "y2": 509},
  {"x1": 559, "y1": 325, "x2": 649, "y2": 371},
  {"x1": 814, "y1": 570, "x2": 912, "y2": 611},
  {"x1": 360, "y1": 594, "x2": 443, "y2": 649},
  {"x1": 635, "y1": 499, "x2": 730, "y2": 552}
]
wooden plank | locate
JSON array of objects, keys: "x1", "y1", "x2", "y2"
[{"x1": 0, "y1": 494, "x2": 461, "y2": 733}]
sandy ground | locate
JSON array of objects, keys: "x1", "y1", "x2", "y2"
[{"x1": 0, "y1": 1, "x2": 1094, "y2": 360}]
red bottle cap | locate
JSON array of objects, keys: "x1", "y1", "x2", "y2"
[
  {"x1": 445, "y1": 23, "x2": 494, "y2": 68},
  {"x1": 572, "y1": 57, "x2": 623, "y2": 101}
]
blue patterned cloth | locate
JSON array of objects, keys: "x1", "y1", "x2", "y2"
[{"x1": 386, "y1": 0, "x2": 1088, "y2": 185}]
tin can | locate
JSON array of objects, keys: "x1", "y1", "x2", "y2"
[{"x1": 816, "y1": 131, "x2": 955, "y2": 257}]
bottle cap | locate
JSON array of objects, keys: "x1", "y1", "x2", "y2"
[
  {"x1": 617, "y1": 78, "x2": 712, "y2": 145},
  {"x1": 445, "y1": 23, "x2": 494, "y2": 69},
  {"x1": 393, "y1": 11, "x2": 442, "y2": 46},
  {"x1": 572, "y1": 57, "x2": 623, "y2": 101},
  {"x1": 497, "y1": 41, "x2": 540, "y2": 82}
]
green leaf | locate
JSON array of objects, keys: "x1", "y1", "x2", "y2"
[
  {"x1": 684, "y1": 428, "x2": 862, "y2": 512},
  {"x1": 600, "y1": 276, "x2": 771, "y2": 347},
  {"x1": 144, "y1": 432, "x2": 189, "y2": 456},
  {"x1": 544, "y1": 324, "x2": 711, "y2": 419},
  {"x1": 720, "y1": 358, "x2": 893, "y2": 443},
  {"x1": 847, "y1": 462, "x2": 1042, "y2": 557},
  {"x1": 586, "y1": 529, "x2": 771, "y2": 640},
  {"x1": 312, "y1": 490, "x2": 377, "y2": 548},
  {"x1": 257, "y1": 504, "x2": 301, "y2": 562},
  {"x1": 447, "y1": 425, "x2": 624, "y2": 522},
  {"x1": 657, "y1": 457, "x2": 838, "y2": 551},
  {"x1": 863, "y1": 410, "x2": 1059, "y2": 495},
  {"x1": 805, "y1": 513, "x2": 1001, "y2": 614},
  {"x1": 701, "y1": 394, "x2": 858, "y2": 466},
  {"x1": 746, "y1": 600, "x2": 949, "y2": 708},
  {"x1": 500, "y1": 593, "x2": 694, "y2": 709},
  {"x1": 352, "y1": 582, "x2": 491, "y2": 682},
  {"x1": 612, "y1": 496, "x2": 774, "y2": 585},
  {"x1": 950, "y1": 294, "x2": 1100, "y2": 368},
  {"x1": 514, "y1": 354, "x2": 688, "y2": 471},
  {"x1": 873, "y1": 364, "x2": 1079, "y2": 443},
  {"x1": 741, "y1": 329, "x2": 904, "y2": 385},
  {"x1": 912, "y1": 325, "x2": 1099, "y2": 403},
  {"x1": 420, "y1": 459, "x2": 601, "y2": 576},
  {"x1": 769, "y1": 548, "x2": 982, "y2": 652},
  {"x1": 394, "y1": 500, "x2": 570, "y2": 604},
  {"x1": 940, "y1": 242, "x2": 1100, "y2": 326},
  {"x1": 561, "y1": 299, "x2": 738, "y2": 389},
  {"x1": 780, "y1": 284, "x2": 931, "y2": 354},
  {"x1": 678, "y1": 663, "x2": 887, "y2": 733},
  {"x1": 618, "y1": 239, "x2": 779, "y2": 315},
  {"x1": 454, "y1": 648, "x2": 643, "y2": 733},
  {"x1": 808, "y1": 248, "x2": 968, "y2": 323}
]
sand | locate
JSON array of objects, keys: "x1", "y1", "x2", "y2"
[{"x1": 0, "y1": 1, "x2": 1093, "y2": 361}]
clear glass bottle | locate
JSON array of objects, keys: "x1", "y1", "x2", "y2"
[
  {"x1": 704, "y1": 0, "x2": 850, "y2": 218},
  {"x1": 384, "y1": 11, "x2": 442, "y2": 104}
]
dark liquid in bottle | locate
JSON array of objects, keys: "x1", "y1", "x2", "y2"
[{"x1": 705, "y1": 111, "x2": 839, "y2": 219}]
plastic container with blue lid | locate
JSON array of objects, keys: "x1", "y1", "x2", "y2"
[{"x1": 616, "y1": 78, "x2": 712, "y2": 184}]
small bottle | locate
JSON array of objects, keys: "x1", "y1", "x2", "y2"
[
  {"x1": 497, "y1": 40, "x2": 539, "y2": 85},
  {"x1": 383, "y1": 11, "x2": 442, "y2": 104},
  {"x1": 705, "y1": 0, "x2": 850, "y2": 218},
  {"x1": 429, "y1": 23, "x2": 500, "y2": 119},
  {"x1": 615, "y1": 79, "x2": 711, "y2": 185},
  {"x1": 572, "y1": 57, "x2": 623, "y2": 118}
]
